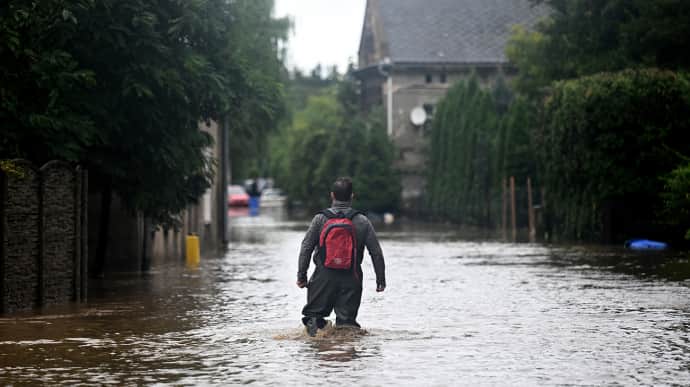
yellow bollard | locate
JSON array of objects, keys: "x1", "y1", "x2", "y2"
[{"x1": 186, "y1": 233, "x2": 200, "y2": 268}]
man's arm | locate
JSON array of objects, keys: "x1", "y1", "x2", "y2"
[
  {"x1": 297, "y1": 215, "x2": 323, "y2": 285},
  {"x1": 364, "y1": 219, "x2": 386, "y2": 290}
]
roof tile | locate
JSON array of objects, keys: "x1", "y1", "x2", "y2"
[{"x1": 375, "y1": 0, "x2": 548, "y2": 64}]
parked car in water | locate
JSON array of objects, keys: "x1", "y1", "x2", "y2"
[
  {"x1": 260, "y1": 188, "x2": 287, "y2": 207},
  {"x1": 227, "y1": 185, "x2": 249, "y2": 207}
]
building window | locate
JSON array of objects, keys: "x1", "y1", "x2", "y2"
[
  {"x1": 440, "y1": 73, "x2": 447, "y2": 83},
  {"x1": 425, "y1": 74, "x2": 432, "y2": 83}
]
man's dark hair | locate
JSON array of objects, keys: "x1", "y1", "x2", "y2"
[{"x1": 331, "y1": 177, "x2": 353, "y2": 201}]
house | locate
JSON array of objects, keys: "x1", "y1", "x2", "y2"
[{"x1": 355, "y1": 0, "x2": 546, "y2": 210}]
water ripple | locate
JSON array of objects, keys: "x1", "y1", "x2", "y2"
[{"x1": 1, "y1": 218, "x2": 689, "y2": 385}]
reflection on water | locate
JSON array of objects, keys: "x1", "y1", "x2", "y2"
[
  {"x1": 1, "y1": 208, "x2": 690, "y2": 385},
  {"x1": 228, "y1": 205, "x2": 291, "y2": 244}
]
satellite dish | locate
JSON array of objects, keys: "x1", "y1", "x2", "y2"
[{"x1": 410, "y1": 106, "x2": 427, "y2": 126}]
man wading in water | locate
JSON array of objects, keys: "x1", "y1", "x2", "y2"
[{"x1": 297, "y1": 177, "x2": 386, "y2": 336}]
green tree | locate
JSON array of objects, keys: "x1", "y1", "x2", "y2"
[
  {"x1": 508, "y1": 0, "x2": 690, "y2": 96},
  {"x1": 267, "y1": 68, "x2": 337, "y2": 191},
  {"x1": 225, "y1": 0, "x2": 289, "y2": 181},
  {"x1": 1, "y1": 0, "x2": 288, "y2": 272},
  {"x1": 426, "y1": 74, "x2": 541, "y2": 228},
  {"x1": 662, "y1": 162, "x2": 690, "y2": 239},
  {"x1": 273, "y1": 73, "x2": 401, "y2": 213},
  {"x1": 538, "y1": 69, "x2": 690, "y2": 240},
  {"x1": 313, "y1": 80, "x2": 366, "y2": 197},
  {"x1": 427, "y1": 74, "x2": 516, "y2": 226},
  {"x1": 284, "y1": 91, "x2": 341, "y2": 208},
  {"x1": 1, "y1": 0, "x2": 288, "y2": 224},
  {"x1": 504, "y1": 0, "x2": 690, "y2": 242},
  {"x1": 0, "y1": 1, "x2": 98, "y2": 162},
  {"x1": 354, "y1": 108, "x2": 401, "y2": 213}
]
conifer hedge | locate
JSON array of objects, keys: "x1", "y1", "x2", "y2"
[{"x1": 427, "y1": 75, "x2": 535, "y2": 227}]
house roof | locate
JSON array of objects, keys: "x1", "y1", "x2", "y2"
[{"x1": 372, "y1": 0, "x2": 547, "y2": 65}]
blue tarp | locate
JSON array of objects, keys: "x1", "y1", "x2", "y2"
[{"x1": 624, "y1": 239, "x2": 668, "y2": 250}]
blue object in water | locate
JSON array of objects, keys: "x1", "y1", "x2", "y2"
[
  {"x1": 624, "y1": 239, "x2": 668, "y2": 250},
  {"x1": 248, "y1": 196, "x2": 260, "y2": 217}
]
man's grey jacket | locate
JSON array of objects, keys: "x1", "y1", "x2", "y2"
[{"x1": 297, "y1": 200, "x2": 386, "y2": 287}]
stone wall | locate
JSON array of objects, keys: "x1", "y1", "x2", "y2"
[{"x1": 0, "y1": 160, "x2": 87, "y2": 313}]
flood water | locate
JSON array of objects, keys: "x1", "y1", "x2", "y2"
[{"x1": 1, "y1": 208, "x2": 690, "y2": 385}]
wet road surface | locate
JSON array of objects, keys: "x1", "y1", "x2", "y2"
[{"x1": 1, "y1": 210, "x2": 689, "y2": 385}]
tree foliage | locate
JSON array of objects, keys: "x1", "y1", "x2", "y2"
[
  {"x1": 662, "y1": 162, "x2": 690, "y2": 239},
  {"x1": 500, "y1": 0, "x2": 690, "y2": 242},
  {"x1": 0, "y1": 1, "x2": 97, "y2": 161},
  {"x1": 352, "y1": 106, "x2": 401, "y2": 213},
  {"x1": 264, "y1": 66, "x2": 338, "y2": 183},
  {"x1": 426, "y1": 74, "x2": 535, "y2": 227},
  {"x1": 508, "y1": 0, "x2": 690, "y2": 96},
  {"x1": 0, "y1": 0, "x2": 288, "y2": 225},
  {"x1": 539, "y1": 69, "x2": 690, "y2": 240},
  {"x1": 225, "y1": 0, "x2": 289, "y2": 181},
  {"x1": 271, "y1": 74, "x2": 400, "y2": 213},
  {"x1": 282, "y1": 90, "x2": 340, "y2": 208}
]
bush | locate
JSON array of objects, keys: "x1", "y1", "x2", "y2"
[
  {"x1": 538, "y1": 68, "x2": 690, "y2": 241},
  {"x1": 661, "y1": 162, "x2": 690, "y2": 239},
  {"x1": 272, "y1": 77, "x2": 401, "y2": 213},
  {"x1": 0, "y1": 160, "x2": 26, "y2": 178}
]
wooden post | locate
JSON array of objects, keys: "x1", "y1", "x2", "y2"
[
  {"x1": 502, "y1": 177, "x2": 507, "y2": 241},
  {"x1": 510, "y1": 176, "x2": 517, "y2": 243},
  {"x1": 527, "y1": 177, "x2": 536, "y2": 243}
]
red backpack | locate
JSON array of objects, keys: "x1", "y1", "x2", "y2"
[{"x1": 318, "y1": 209, "x2": 361, "y2": 272}]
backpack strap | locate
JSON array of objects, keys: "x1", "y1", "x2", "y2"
[
  {"x1": 344, "y1": 209, "x2": 362, "y2": 220},
  {"x1": 319, "y1": 208, "x2": 340, "y2": 219}
]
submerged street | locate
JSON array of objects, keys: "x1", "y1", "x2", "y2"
[{"x1": 1, "y1": 210, "x2": 689, "y2": 385}]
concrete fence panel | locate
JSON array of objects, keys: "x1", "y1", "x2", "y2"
[
  {"x1": 0, "y1": 160, "x2": 87, "y2": 314},
  {"x1": 1, "y1": 161, "x2": 41, "y2": 313},
  {"x1": 40, "y1": 161, "x2": 77, "y2": 306}
]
